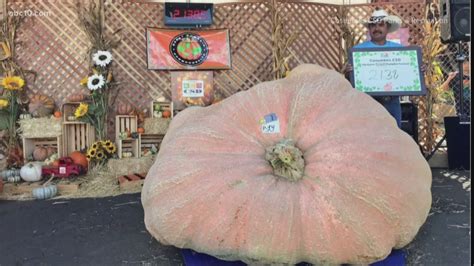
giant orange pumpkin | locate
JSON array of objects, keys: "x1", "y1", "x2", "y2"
[{"x1": 141, "y1": 64, "x2": 432, "y2": 265}]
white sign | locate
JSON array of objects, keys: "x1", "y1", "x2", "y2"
[
  {"x1": 260, "y1": 113, "x2": 280, "y2": 134},
  {"x1": 182, "y1": 80, "x2": 204, "y2": 97},
  {"x1": 350, "y1": 47, "x2": 426, "y2": 96}
]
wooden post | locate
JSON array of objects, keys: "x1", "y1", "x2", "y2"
[{"x1": 0, "y1": 0, "x2": 6, "y2": 21}]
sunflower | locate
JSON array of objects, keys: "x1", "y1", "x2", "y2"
[
  {"x1": 2, "y1": 76, "x2": 25, "y2": 90},
  {"x1": 0, "y1": 99, "x2": 9, "y2": 108},
  {"x1": 74, "y1": 103, "x2": 89, "y2": 118},
  {"x1": 92, "y1": 50, "x2": 113, "y2": 67},
  {"x1": 87, "y1": 147, "x2": 97, "y2": 158},
  {"x1": 80, "y1": 77, "x2": 88, "y2": 86},
  {"x1": 105, "y1": 144, "x2": 116, "y2": 154},
  {"x1": 87, "y1": 74, "x2": 105, "y2": 91},
  {"x1": 96, "y1": 150, "x2": 105, "y2": 160},
  {"x1": 91, "y1": 141, "x2": 101, "y2": 150},
  {"x1": 102, "y1": 140, "x2": 113, "y2": 148}
]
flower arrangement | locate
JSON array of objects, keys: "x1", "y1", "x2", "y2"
[
  {"x1": 86, "y1": 140, "x2": 116, "y2": 164},
  {"x1": 1, "y1": 14, "x2": 34, "y2": 167},
  {"x1": 75, "y1": 1, "x2": 121, "y2": 141}
]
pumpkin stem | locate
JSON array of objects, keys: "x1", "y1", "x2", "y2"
[{"x1": 265, "y1": 139, "x2": 305, "y2": 181}]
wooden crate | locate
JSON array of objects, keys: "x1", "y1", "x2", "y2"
[
  {"x1": 62, "y1": 123, "x2": 95, "y2": 155},
  {"x1": 22, "y1": 136, "x2": 62, "y2": 162},
  {"x1": 115, "y1": 115, "x2": 138, "y2": 140},
  {"x1": 117, "y1": 138, "x2": 140, "y2": 159},
  {"x1": 151, "y1": 101, "x2": 174, "y2": 119},
  {"x1": 61, "y1": 102, "x2": 82, "y2": 123},
  {"x1": 139, "y1": 134, "x2": 165, "y2": 156}
]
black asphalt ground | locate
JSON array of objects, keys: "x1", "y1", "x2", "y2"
[{"x1": 0, "y1": 169, "x2": 470, "y2": 266}]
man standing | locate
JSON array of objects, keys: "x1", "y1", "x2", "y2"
[{"x1": 344, "y1": 9, "x2": 404, "y2": 128}]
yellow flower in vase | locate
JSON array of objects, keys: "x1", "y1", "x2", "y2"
[
  {"x1": 75, "y1": 103, "x2": 89, "y2": 118},
  {"x1": 80, "y1": 77, "x2": 88, "y2": 86},
  {"x1": 2, "y1": 76, "x2": 25, "y2": 90},
  {"x1": 0, "y1": 98, "x2": 9, "y2": 109}
]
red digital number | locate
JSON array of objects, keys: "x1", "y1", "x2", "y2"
[{"x1": 172, "y1": 9, "x2": 180, "y2": 18}]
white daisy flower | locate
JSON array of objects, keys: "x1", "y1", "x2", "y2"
[
  {"x1": 92, "y1": 50, "x2": 113, "y2": 67},
  {"x1": 87, "y1": 74, "x2": 105, "y2": 91}
]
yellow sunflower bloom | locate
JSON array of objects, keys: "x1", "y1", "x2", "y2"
[
  {"x1": 80, "y1": 77, "x2": 88, "y2": 86},
  {"x1": 74, "y1": 103, "x2": 89, "y2": 118},
  {"x1": 91, "y1": 142, "x2": 99, "y2": 150},
  {"x1": 0, "y1": 99, "x2": 9, "y2": 108},
  {"x1": 103, "y1": 140, "x2": 113, "y2": 147},
  {"x1": 96, "y1": 150, "x2": 105, "y2": 160},
  {"x1": 2, "y1": 76, "x2": 25, "y2": 90},
  {"x1": 105, "y1": 144, "x2": 116, "y2": 154},
  {"x1": 87, "y1": 147, "x2": 97, "y2": 158}
]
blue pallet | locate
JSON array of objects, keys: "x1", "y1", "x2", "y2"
[{"x1": 182, "y1": 249, "x2": 405, "y2": 266}]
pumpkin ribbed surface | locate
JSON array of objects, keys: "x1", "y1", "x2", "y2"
[{"x1": 141, "y1": 64, "x2": 432, "y2": 265}]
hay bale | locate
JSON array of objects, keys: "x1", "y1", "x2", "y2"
[
  {"x1": 143, "y1": 118, "x2": 170, "y2": 134},
  {"x1": 18, "y1": 117, "x2": 62, "y2": 138}
]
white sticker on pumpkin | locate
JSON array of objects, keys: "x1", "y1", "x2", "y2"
[
  {"x1": 182, "y1": 80, "x2": 204, "y2": 97},
  {"x1": 260, "y1": 113, "x2": 280, "y2": 134}
]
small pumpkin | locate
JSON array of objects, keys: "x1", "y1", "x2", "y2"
[
  {"x1": 53, "y1": 111, "x2": 62, "y2": 118},
  {"x1": 70, "y1": 151, "x2": 88, "y2": 170},
  {"x1": 19, "y1": 113, "x2": 32, "y2": 119},
  {"x1": 51, "y1": 160, "x2": 60, "y2": 168},
  {"x1": 7, "y1": 175, "x2": 21, "y2": 183},
  {"x1": 67, "y1": 93, "x2": 85, "y2": 102},
  {"x1": 20, "y1": 162, "x2": 42, "y2": 182},
  {"x1": 33, "y1": 146, "x2": 48, "y2": 161},
  {"x1": 29, "y1": 94, "x2": 55, "y2": 117},
  {"x1": 32, "y1": 185, "x2": 58, "y2": 200},
  {"x1": 141, "y1": 64, "x2": 432, "y2": 265},
  {"x1": 162, "y1": 110, "x2": 171, "y2": 118},
  {"x1": 117, "y1": 103, "x2": 134, "y2": 115},
  {"x1": 1, "y1": 169, "x2": 21, "y2": 180},
  {"x1": 137, "y1": 127, "x2": 145, "y2": 134}
]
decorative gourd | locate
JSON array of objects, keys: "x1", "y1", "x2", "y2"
[
  {"x1": 19, "y1": 113, "x2": 32, "y2": 119},
  {"x1": 70, "y1": 151, "x2": 88, "y2": 170},
  {"x1": 20, "y1": 162, "x2": 42, "y2": 182},
  {"x1": 7, "y1": 175, "x2": 21, "y2": 183},
  {"x1": 67, "y1": 93, "x2": 85, "y2": 102},
  {"x1": 32, "y1": 185, "x2": 57, "y2": 200},
  {"x1": 33, "y1": 146, "x2": 48, "y2": 161},
  {"x1": 1, "y1": 169, "x2": 21, "y2": 180},
  {"x1": 53, "y1": 111, "x2": 62, "y2": 118},
  {"x1": 137, "y1": 127, "x2": 145, "y2": 134},
  {"x1": 117, "y1": 103, "x2": 133, "y2": 115},
  {"x1": 29, "y1": 94, "x2": 55, "y2": 117},
  {"x1": 162, "y1": 110, "x2": 171, "y2": 118},
  {"x1": 141, "y1": 64, "x2": 432, "y2": 265}
]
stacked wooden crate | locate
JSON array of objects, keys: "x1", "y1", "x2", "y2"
[
  {"x1": 115, "y1": 115, "x2": 139, "y2": 158},
  {"x1": 61, "y1": 103, "x2": 95, "y2": 155}
]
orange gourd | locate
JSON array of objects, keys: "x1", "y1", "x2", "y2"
[
  {"x1": 69, "y1": 151, "x2": 88, "y2": 169},
  {"x1": 141, "y1": 64, "x2": 432, "y2": 265},
  {"x1": 162, "y1": 110, "x2": 171, "y2": 118},
  {"x1": 117, "y1": 103, "x2": 133, "y2": 115},
  {"x1": 137, "y1": 127, "x2": 145, "y2": 134},
  {"x1": 53, "y1": 111, "x2": 62, "y2": 118}
]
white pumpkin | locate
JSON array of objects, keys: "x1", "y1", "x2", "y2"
[{"x1": 20, "y1": 162, "x2": 43, "y2": 182}]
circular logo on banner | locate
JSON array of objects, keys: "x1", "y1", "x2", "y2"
[{"x1": 170, "y1": 33, "x2": 209, "y2": 66}]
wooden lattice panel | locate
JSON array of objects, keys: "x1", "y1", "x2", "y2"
[
  {"x1": 11, "y1": 0, "x2": 429, "y2": 144},
  {"x1": 11, "y1": 0, "x2": 90, "y2": 111}
]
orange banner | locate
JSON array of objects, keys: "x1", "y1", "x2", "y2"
[{"x1": 147, "y1": 28, "x2": 231, "y2": 70}]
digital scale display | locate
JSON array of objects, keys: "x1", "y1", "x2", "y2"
[{"x1": 164, "y1": 3, "x2": 213, "y2": 27}]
